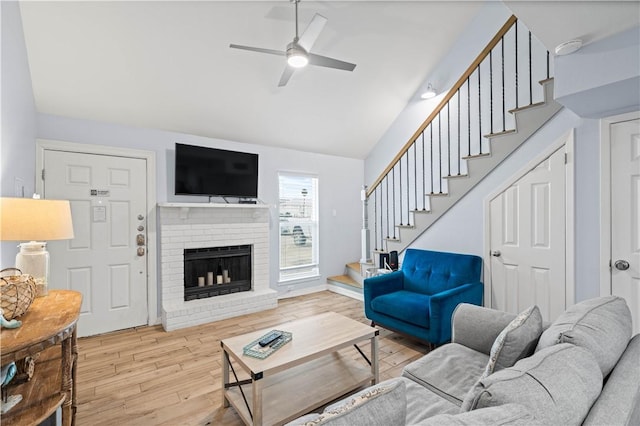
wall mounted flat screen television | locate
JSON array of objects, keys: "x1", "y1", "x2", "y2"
[{"x1": 175, "y1": 143, "x2": 259, "y2": 198}]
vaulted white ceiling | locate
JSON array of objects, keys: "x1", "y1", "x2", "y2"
[{"x1": 18, "y1": 1, "x2": 640, "y2": 159}]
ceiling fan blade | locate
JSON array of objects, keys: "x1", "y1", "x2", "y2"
[
  {"x1": 278, "y1": 66, "x2": 295, "y2": 87},
  {"x1": 308, "y1": 53, "x2": 356, "y2": 72},
  {"x1": 229, "y1": 44, "x2": 285, "y2": 57},
  {"x1": 298, "y1": 13, "x2": 328, "y2": 52}
]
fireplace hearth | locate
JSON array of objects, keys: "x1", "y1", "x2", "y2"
[{"x1": 184, "y1": 245, "x2": 251, "y2": 301}]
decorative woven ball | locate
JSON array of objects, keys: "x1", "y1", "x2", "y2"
[{"x1": 0, "y1": 268, "x2": 37, "y2": 321}]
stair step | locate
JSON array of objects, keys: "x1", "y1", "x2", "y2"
[
  {"x1": 327, "y1": 274, "x2": 362, "y2": 289},
  {"x1": 397, "y1": 224, "x2": 414, "y2": 229},
  {"x1": 427, "y1": 192, "x2": 449, "y2": 197},
  {"x1": 462, "y1": 152, "x2": 492, "y2": 160},
  {"x1": 484, "y1": 129, "x2": 516, "y2": 138},
  {"x1": 346, "y1": 262, "x2": 361, "y2": 273},
  {"x1": 509, "y1": 100, "x2": 545, "y2": 114},
  {"x1": 444, "y1": 174, "x2": 469, "y2": 179}
]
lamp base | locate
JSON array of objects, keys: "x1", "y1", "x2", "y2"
[{"x1": 15, "y1": 241, "x2": 49, "y2": 297}]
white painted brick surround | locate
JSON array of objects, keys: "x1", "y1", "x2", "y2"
[{"x1": 158, "y1": 203, "x2": 277, "y2": 331}]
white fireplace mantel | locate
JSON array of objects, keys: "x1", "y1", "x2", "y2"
[
  {"x1": 158, "y1": 202, "x2": 269, "y2": 219},
  {"x1": 158, "y1": 202, "x2": 277, "y2": 331}
]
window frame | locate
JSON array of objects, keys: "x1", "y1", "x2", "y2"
[{"x1": 277, "y1": 172, "x2": 319, "y2": 283}]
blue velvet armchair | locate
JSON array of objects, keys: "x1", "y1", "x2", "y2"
[{"x1": 364, "y1": 249, "x2": 483, "y2": 345}]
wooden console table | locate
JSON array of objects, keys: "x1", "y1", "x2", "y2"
[{"x1": 1, "y1": 290, "x2": 82, "y2": 426}]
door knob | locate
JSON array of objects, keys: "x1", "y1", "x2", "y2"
[
  {"x1": 137, "y1": 247, "x2": 145, "y2": 256},
  {"x1": 491, "y1": 250, "x2": 501, "y2": 257},
  {"x1": 614, "y1": 260, "x2": 630, "y2": 271}
]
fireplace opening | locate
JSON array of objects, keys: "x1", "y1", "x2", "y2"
[{"x1": 184, "y1": 244, "x2": 251, "y2": 301}]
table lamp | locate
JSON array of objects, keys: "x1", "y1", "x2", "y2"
[{"x1": 0, "y1": 197, "x2": 74, "y2": 296}]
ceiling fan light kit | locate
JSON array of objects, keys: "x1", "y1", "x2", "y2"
[
  {"x1": 286, "y1": 42, "x2": 309, "y2": 68},
  {"x1": 229, "y1": 0, "x2": 356, "y2": 86}
]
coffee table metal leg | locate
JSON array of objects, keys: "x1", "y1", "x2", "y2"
[
  {"x1": 371, "y1": 335, "x2": 379, "y2": 385},
  {"x1": 222, "y1": 348, "x2": 230, "y2": 408}
]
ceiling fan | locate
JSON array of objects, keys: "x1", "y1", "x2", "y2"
[{"x1": 229, "y1": 0, "x2": 356, "y2": 87}]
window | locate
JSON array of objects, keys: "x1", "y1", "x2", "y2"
[{"x1": 278, "y1": 173, "x2": 319, "y2": 281}]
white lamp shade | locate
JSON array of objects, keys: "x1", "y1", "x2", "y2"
[{"x1": 0, "y1": 197, "x2": 74, "y2": 241}]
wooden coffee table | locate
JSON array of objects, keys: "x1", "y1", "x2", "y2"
[{"x1": 221, "y1": 312, "x2": 379, "y2": 425}]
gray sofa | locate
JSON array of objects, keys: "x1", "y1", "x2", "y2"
[{"x1": 288, "y1": 296, "x2": 640, "y2": 425}]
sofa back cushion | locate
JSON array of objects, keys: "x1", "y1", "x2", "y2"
[
  {"x1": 402, "y1": 249, "x2": 482, "y2": 295},
  {"x1": 535, "y1": 296, "x2": 632, "y2": 377},
  {"x1": 461, "y1": 344, "x2": 602, "y2": 426}
]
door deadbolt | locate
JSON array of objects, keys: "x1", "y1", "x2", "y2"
[
  {"x1": 136, "y1": 234, "x2": 145, "y2": 246},
  {"x1": 138, "y1": 214, "x2": 144, "y2": 220},
  {"x1": 614, "y1": 260, "x2": 630, "y2": 271},
  {"x1": 491, "y1": 250, "x2": 501, "y2": 257}
]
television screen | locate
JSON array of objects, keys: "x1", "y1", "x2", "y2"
[{"x1": 175, "y1": 143, "x2": 259, "y2": 198}]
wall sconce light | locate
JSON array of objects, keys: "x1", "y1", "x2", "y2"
[{"x1": 421, "y1": 83, "x2": 437, "y2": 100}]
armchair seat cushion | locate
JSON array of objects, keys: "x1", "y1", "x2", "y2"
[{"x1": 371, "y1": 290, "x2": 431, "y2": 328}]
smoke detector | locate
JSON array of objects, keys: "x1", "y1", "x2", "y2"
[{"x1": 555, "y1": 39, "x2": 583, "y2": 56}]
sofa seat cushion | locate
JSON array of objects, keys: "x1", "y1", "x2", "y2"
[
  {"x1": 462, "y1": 343, "x2": 602, "y2": 426},
  {"x1": 404, "y1": 377, "x2": 461, "y2": 424},
  {"x1": 535, "y1": 295, "x2": 632, "y2": 377},
  {"x1": 414, "y1": 403, "x2": 542, "y2": 425},
  {"x1": 371, "y1": 290, "x2": 430, "y2": 328},
  {"x1": 403, "y1": 343, "x2": 488, "y2": 405},
  {"x1": 286, "y1": 378, "x2": 407, "y2": 426}
]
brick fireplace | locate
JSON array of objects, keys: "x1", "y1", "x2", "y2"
[{"x1": 158, "y1": 203, "x2": 277, "y2": 331}]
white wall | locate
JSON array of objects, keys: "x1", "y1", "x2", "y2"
[
  {"x1": 36, "y1": 114, "x2": 364, "y2": 300},
  {"x1": 1, "y1": 1, "x2": 38, "y2": 267},
  {"x1": 555, "y1": 26, "x2": 640, "y2": 118}
]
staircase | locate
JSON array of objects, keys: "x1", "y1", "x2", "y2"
[
  {"x1": 327, "y1": 16, "x2": 562, "y2": 297},
  {"x1": 327, "y1": 262, "x2": 370, "y2": 300},
  {"x1": 385, "y1": 78, "x2": 561, "y2": 253}
]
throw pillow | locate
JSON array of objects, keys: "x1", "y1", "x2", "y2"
[
  {"x1": 535, "y1": 296, "x2": 632, "y2": 377},
  {"x1": 288, "y1": 378, "x2": 406, "y2": 426},
  {"x1": 461, "y1": 344, "x2": 602, "y2": 426},
  {"x1": 481, "y1": 305, "x2": 543, "y2": 378}
]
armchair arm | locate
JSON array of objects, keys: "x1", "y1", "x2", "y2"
[
  {"x1": 451, "y1": 303, "x2": 516, "y2": 355},
  {"x1": 363, "y1": 270, "x2": 404, "y2": 301},
  {"x1": 428, "y1": 281, "x2": 483, "y2": 345}
]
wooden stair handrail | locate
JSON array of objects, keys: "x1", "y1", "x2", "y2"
[{"x1": 366, "y1": 15, "x2": 518, "y2": 198}]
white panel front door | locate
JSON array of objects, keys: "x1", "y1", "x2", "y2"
[
  {"x1": 611, "y1": 118, "x2": 640, "y2": 335},
  {"x1": 43, "y1": 150, "x2": 148, "y2": 337},
  {"x1": 489, "y1": 146, "x2": 566, "y2": 322}
]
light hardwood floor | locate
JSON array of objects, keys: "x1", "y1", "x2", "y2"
[{"x1": 76, "y1": 291, "x2": 430, "y2": 425}]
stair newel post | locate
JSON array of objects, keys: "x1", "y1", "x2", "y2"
[
  {"x1": 360, "y1": 186, "x2": 372, "y2": 264},
  {"x1": 373, "y1": 188, "x2": 378, "y2": 252}
]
